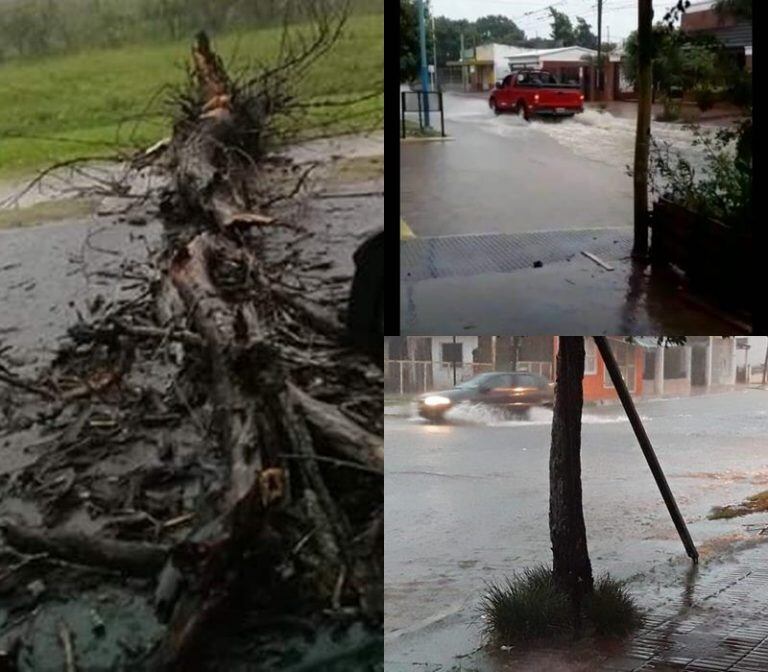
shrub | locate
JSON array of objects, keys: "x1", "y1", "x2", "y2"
[
  {"x1": 694, "y1": 86, "x2": 717, "y2": 112},
  {"x1": 655, "y1": 97, "x2": 681, "y2": 122},
  {"x1": 585, "y1": 575, "x2": 643, "y2": 637},
  {"x1": 636, "y1": 121, "x2": 751, "y2": 231},
  {"x1": 480, "y1": 567, "x2": 570, "y2": 643},
  {"x1": 481, "y1": 567, "x2": 642, "y2": 645}
]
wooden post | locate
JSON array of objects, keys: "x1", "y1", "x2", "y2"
[
  {"x1": 633, "y1": 0, "x2": 653, "y2": 257},
  {"x1": 594, "y1": 337, "x2": 698, "y2": 564}
]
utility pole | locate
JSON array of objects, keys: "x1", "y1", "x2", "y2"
[
  {"x1": 597, "y1": 0, "x2": 603, "y2": 96},
  {"x1": 460, "y1": 32, "x2": 467, "y2": 92},
  {"x1": 417, "y1": 0, "x2": 431, "y2": 127},
  {"x1": 633, "y1": 0, "x2": 653, "y2": 258},
  {"x1": 452, "y1": 336, "x2": 457, "y2": 386}
]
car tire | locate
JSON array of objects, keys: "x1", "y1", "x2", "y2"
[
  {"x1": 420, "y1": 412, "x2": 445, "y2": 424},
  {"x1": 515, "y1": 102, "x2": 530, "y2": 122},
  {"x1": 491, "y1": 99, "x2": 501, "y2": 115}
]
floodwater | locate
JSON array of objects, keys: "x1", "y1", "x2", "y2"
[
  {"x1": 384, "y1": 390, "x2": 768, "y2": 670},
  {"x1": 401, "y1": 93, "x2": 722, "y2": 238}
]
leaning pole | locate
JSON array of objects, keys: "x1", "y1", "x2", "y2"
[{"x1": 593, "y1": 337, "x2": 699, "y2": 564}]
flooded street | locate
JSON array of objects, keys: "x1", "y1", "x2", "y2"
[
  {"x1": 399, "y1": 94, "x2": 744, "y2": 334},
  {"x1": 384, "y1": 390, "x2": 768, "y2": 670},
  {"x1": 401, "y1": 93, "x2": 717, "y2": 237}
]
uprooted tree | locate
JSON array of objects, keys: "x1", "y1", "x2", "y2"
[{"x1": 0, "y1": 2, "x2": 382, "y2": 669}]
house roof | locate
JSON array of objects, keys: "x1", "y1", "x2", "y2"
[
  {"x1": 508, "y1": 46, "x2": 597, "y2": 59},
  {"x1": 507, "y1": 46, "x2": 598, "y2": 65},
  {"x1": 631, "y1": 337, "x2": 665, "y2": 350}
]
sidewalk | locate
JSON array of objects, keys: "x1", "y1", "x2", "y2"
[
  {"x1": 401, "y1": 229, "x2": 749, "y2": 335},
  {"x1": 602, "y1": 541, "x2": 768, "y2": 672},
  {"x1": 384, "y1": 540, "x2": 768, "y2": 672}
]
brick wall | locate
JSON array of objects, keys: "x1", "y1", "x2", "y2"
[{"x1": 681, "y1": 8, "x2": 735, "y2": 32}]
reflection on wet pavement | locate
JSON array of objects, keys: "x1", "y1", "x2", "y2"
[{"x1": 401, "y1": 251, "x2": 743, "y2": 335}]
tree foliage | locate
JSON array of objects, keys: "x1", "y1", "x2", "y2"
[
  {"x1": 400, "y1": 0, "x2": 420, "y2": 82},
  {"x1": 548, "y1": 6, "x2": 574, "y2": 47},
  {"x1": 474, "y1": 14, "x2": 525, "y2": 46},
  {"x1": 574, "y1": 17, "x2": 597, "y2": 50},
  {"x1": 622, "y1": 25, "x2": 720, "y2": 99}
]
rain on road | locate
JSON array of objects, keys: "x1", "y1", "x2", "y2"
[
  {"x1": 385, "y1": 390, "x2": 768, "y2": 668},
  {"x1": 400, "y1": 93, "x2": 713, "y2": 237}
]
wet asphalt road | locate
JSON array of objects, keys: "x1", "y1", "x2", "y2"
[
  {"x1": 384, "y1": 390, "x2": 768, "y2": 666},
  {"x1": 400, "y1": 94, "x2": 707, "y2": 237}
]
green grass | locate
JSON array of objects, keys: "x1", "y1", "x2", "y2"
[
  {"x1": 480, "y1": 566, "x2": 642, "y2": 645},
  {"x1": 585, "y1": 575, "x2": 644, "y2": 637},
  {"x1": 0, "y1": 13, "x2": 382, "y2": 179},
  {"x1": 481, "y1": 567, "x2": 570, "y2": 643}
]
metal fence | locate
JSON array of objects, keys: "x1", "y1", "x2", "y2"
[
  {"x1": 384, "y1": 360, "x2": 553, "y2": 396},
  {"x1": 401, "y1": 90, "x2": 446, "y2": 138}
]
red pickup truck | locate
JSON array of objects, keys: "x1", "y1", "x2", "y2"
[{"x1": 489, "y1": 69, "x2": 585, "y2": 120}]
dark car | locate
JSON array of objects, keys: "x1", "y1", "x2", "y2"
[
  {"x1": 347, "y1": 230, "x2": 383, "y2": 362},
  {"x1": 416, "y1": 371, "x2": 555, "y2": 422}
]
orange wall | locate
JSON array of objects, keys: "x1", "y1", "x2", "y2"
[
  {"x1": 582, "y1": 348, "x2": 645, "y2": 401},
  {"x1": 553, "y1": 337, "x2": 645, "y2": 401}
]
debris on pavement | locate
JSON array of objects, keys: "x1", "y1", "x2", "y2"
[{"x1": 0, "y1": 22, "x2": 382, "y2": 672}]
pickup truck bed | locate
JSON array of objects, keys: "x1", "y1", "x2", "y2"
[{"x1": 489, "y1": 70, "x2": 585, "y2": 120}]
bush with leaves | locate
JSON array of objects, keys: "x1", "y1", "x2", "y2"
[{"x1": 643, "y1": 121, "x2": 750, "y2": 230}]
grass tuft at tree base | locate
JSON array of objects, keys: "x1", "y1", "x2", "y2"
[
  {"x1": 480, "y1": 567, "x2": 570, "y2": 643},
  {"x1": 480, "y1": 566, "x2": 642, "y2": 645},
  {"x1": 585, "y1": 574, "x2": 644, "y2": 637}
]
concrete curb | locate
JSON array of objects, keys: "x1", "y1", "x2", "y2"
[{"x1": 400, "y1": 136, "x2": 454, "y2": 143}]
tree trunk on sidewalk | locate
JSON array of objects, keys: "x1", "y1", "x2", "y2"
[
  {"x1": 550, "y1": 336, "x2": 593, "y2": 614},
  {"x1": 633, "y1": 0, "x2": 653, "y2": 257}
]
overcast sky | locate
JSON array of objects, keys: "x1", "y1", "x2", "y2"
[{"x1": 430, "y1": 0, "x2": 682, "y2": 43}]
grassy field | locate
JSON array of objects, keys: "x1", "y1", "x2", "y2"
[{"x1": 0, "y1": 13, "x2": 382, "y2": 179}]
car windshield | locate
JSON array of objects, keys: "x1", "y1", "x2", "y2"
[{"x1": 456, "y1": 373, "x2": 498, "y2": 389}]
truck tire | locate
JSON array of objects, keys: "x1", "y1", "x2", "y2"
[
  {"x1": 516, "y1": 101, "x2": 530, "y2": 122},
  {"x1": 491, "y1": 98, "x2": 501, "y2": 115}
]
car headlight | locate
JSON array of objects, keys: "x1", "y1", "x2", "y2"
[{"x1": 423, "y1": 395, "x2": 451, "y2": 407}]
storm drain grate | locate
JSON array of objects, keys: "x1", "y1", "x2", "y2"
[{"x1": 401, "y1": 228, "x2": 634, "y2": 282}]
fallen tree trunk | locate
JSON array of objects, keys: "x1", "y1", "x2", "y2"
[
  {"x1": 0, "y1": 522, "x2": 168, "y2": 577},
  {"x1": 141, "y1": 30, "x2": 382, "y2": 670}
]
